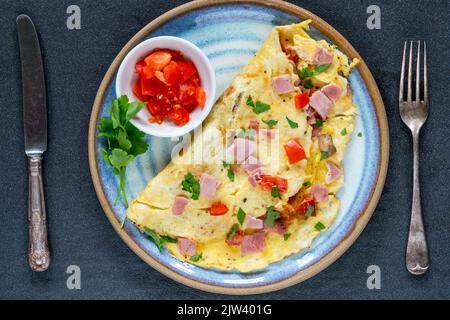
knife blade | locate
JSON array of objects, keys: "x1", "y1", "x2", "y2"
[
  {"x1": 17, "y1": 14, "x2": 50, "y2": 272},
  {"x1": 17, "y1": 14, "x2": 47, "y2": 155}
]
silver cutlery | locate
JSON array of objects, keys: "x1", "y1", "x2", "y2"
[
  {"x1": 399, "y1": 41, "x2": 429, "y2": 275},
  {"x1": 17, "y1": 14, "x2": 50, "y2": 271}
]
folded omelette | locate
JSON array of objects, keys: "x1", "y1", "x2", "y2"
[{"x1": 127, "y1": 21, "x2": 359, "y2": 272}]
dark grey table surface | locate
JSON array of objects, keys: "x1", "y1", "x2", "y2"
[{"x1": 1, "y1": 0, "x2": 449, "y2": 300}]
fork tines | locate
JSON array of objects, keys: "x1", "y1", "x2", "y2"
[{"x1": 399, "y1": 41, "x2": 428, "y2": 103}]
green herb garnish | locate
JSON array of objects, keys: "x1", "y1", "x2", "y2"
[
  {"x1": 303, "y1": 181, "x2": 312, "y2": 187},
  {"x1": 181, "y1": 172, "x2": 200, "y2": 200},
  {"x1": 262, "y1": 119, "x2": 278, "y2": 128},
  {"x1": 303, "y1": 79, "x2": 314, "y2": 89},
  {"x1": 299, "y1": 64, "x2": 331, "y2": 78},
  {"x1": 227, "y1": 223, "x2": 240, "y2": 240},
  {"x1": 265, "y1": 206, "x2": 281, "y2": 227},
  {"x1": 284, "y1": 233, "x2": 292, "y2": 241},
  {"x1": 298, "y1": 64, "x2": 331, "y2": 90},
  {"x1": 246, "y1": 95, "x2": 271, "y2": 114},
  {"x1": 314, "y1": 63, "x2": 332, "y2": 75},
  {"x1": 340, "y1": 128, "x2": 348, "y2": 136},
  {"x1": 246, "y1": 95, "x2": 255, "y2": 107},
  {"x1": 190, "y1": 253, "x2": 203, "y2": 262},
  {"x1": 271, "y1": 185, "x2": 281, "y2": 199},
  {"x1": 286, "y1": 116, "x2": 299, "y2": 128},
  {"x1": 98, "y1": 95, "x2": 148, "y2": 227},
  {"x1": 305, "y1": 205, "x2": 315, "y2": 217},
  {"x1": 222, "y1": 161, "x2": 235, "y2": 182},
  {"x1": 253, "y1": 101, "x2": 271, "y2": 114},
  {"x1": 237, "y1": 208, "x2": 246, "y2": 225},
  {"x1": 320, "y1": 151, "x2": 330, "y2": 160},
  {"x1": 314, "y1": 222, "x2": 326, "y2": 231},
  {"x1": 160, "y1": 235, "x2": 177, "y2": 244},
  {"x1": 144, "y1": 227, "x2": 165, "y2": 251},
  {"x1": 315, "y1": 119, "x2": 324, "y2": 128}
]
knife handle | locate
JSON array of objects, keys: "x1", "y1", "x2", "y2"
[{"x1": 28, "y1": 156, "x2": 50, "y2": 271}]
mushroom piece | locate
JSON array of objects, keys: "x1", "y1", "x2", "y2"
[{"x1": 318, "y1": 134, "x2": 337, "y2": 156}]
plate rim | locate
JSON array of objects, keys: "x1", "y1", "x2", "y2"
[{"x1": 88, "y1": 0, "x2": 389, "y2": 295}]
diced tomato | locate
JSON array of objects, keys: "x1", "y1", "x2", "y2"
[
  {"x1": 140, "y1": 78, "x2": 160, "y2": 96},
  {"x1": 154, "y1": 70, "x2": 170, "y2": 85},
  {"x1": 296, "y1": 195, "x2": 316, "y2": 216},
  {"x1": 165, "y1": 49, "x2": 183, "y2": 59},
  {"x1": 295, "y1": 92, "x2": 310, "y2": 109},
  {"x1": 133, "y1": 80, "x2": 145, "y2": 101},
  {"x1": 179, "y1": 82, "x2": 197, "y2": 106},
  {"x1": 167, "y1": 104, "x2": 190, "y2": 126},
  {"x1": 135, "y1": 60, "x2": 146, "y2": 75},
  {"x1": 260, "y1": 175, "x2": 288, "y2": 193},
  {"x1": 144, "y1": 50, "x2": 172, "y2": 70},
  {"x1": 226, "y1": 230, "x2": 244, "y2": 246},
  {"x1": 163, "y1": 61, "x2": 183, "y2": 86},
  {"x1": 133, "y1": 48, "x2": 206, "y2": 127},
  {"x1": 210, "y1": 202, "x2": 229, "y2": 216},
  {"x1": 195, "y1": 87, "x2": 206, "y2": 109},
  {"x1": 283, "y1": 139, "x2": 306, "y2": 164},
  {"x1": 177, "y1": 60, "x2": 198, "y2": 82},
  {"x1": 190, "y1": 74, "x2": 201, "y2": 87}
]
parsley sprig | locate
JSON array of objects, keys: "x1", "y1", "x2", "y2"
[{"x1": 98, "y1": 95, "x2": 148, "y2": 226}]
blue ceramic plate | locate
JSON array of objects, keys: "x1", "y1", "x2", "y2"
[{"x1": 88, "y1": 0, "x2": 389, "y2": 294}]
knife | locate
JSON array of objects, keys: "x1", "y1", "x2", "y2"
[{"x1": 17, "y1": 14, "x2": 50, "y2": 272}]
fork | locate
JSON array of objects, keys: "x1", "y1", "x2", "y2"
[{"x1": 399, "y1": 41, "x2": 429, "y2": 275}]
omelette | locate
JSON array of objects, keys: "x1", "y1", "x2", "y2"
[{"x1": 126, "y1": 21, "x2": 359, "y2": 272}]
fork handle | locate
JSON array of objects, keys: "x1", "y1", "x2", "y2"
[
  {"x1": 406, "y1": 134, "x2": 429, "y2": 275},
  {"x1": 28, "y1": 156, "x2": 50, "y2": 271}
]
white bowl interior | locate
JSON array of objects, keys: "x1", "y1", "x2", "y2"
[{"x1": 115, "y1": 36, "x2": 216, "y2": 137}]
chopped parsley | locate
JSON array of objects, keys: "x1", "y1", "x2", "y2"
[
  {"x1": 262, "y1": 119, "x2": 278, "y2": 128},
  {"x1": 303, "y1": 181, "x2": 312, "y2": 187},
  {"x1": 237, "y1": 208, "x2": 246, "y2": 225},
  {"x1": 253, "y1": 101, "x2": 271, "y2": 114},
  {"x1": 181, "y1": 172, "x2": 200, "y2": 200},
  {"x1": 222, "y1": 161, "x2": 235, "y2": 182},
  {"x1": 246, "y1": 95, "x2": 255, "y2": 107},
  {"x1": 314, "y1": 63, "x2": 332, "y2": 75},
  {"x1": 271, "y1": 185, "x2": 281, "y2": 199},
  {"x1": 314, "y1": 222, "x2": 326, "y2": 231},
  {"x1": 320, "y1": 151, "x2": 330, "y2": 160},
  {"x1": 227, "y1": 223, "x2": 240, "y2": 240},
  {"x1": 305, "y1": 205, "x2": 315, "y2": 217},
  {"x1": 315, "y1": 119, "x2": 324, "y2": 128},
  {"x1": 286, "y1": 116, "x2": 299, "y2": 128},
  {"x1": 298, "y1": 64, "x2": 331, "y2": 89},
  {"x1": 190, "y1": 253, "x2": 203, "y2": 262},
  {"x1": 303, "y1": 79, "x2": 314, "y2": 89},
  {"x1": 340, "y1": 128, "x2": 348, "y2": 136},
  {"x1": 264, "y1": 206, "x2": 281, "y2": 227},
  {"x1": 284, "y1": 233, "x2": 292, "y2": 241},
  {"x1": 246, "y1": 95, "x2": 271, "y2": 114},
  {"x1": 299, "y1": 64, "x2": 332, "y2": 78}
]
